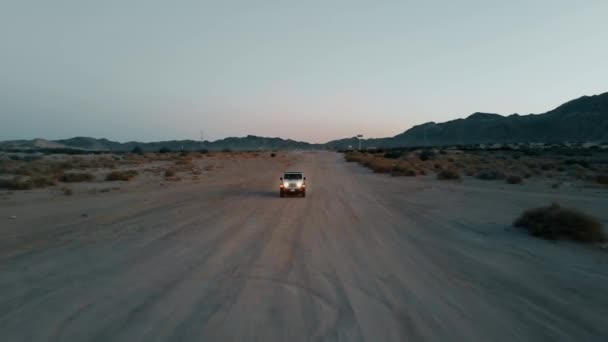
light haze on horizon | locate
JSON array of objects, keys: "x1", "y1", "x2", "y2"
[{"x1": 1, "y1": 0, "x2": 607, "y2": 143}]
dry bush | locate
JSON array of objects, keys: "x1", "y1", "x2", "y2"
[
  {"x1": 476, "y1": 170, "x2": 506, "y2": 180},
  {"x1": 437, "y1": 169, "x2": 461, "y2": 180},
  {"x1": 0, "y1": 176, "x2": 34, "y2": 190},
  {"x1": 391, "y1": 165, "x2": 416, "y2": 177},
  {"x1": 506, "y1": 175, "x2": 523, "y2": 184},
  {"x1": 164, "y1": 168, "x2": 176, "y2": 177},
  {"x1": 344, "y1": 153, "x2": 364, "y2": 163},
  {"x1": 32, "y1": 176, "x2": 56, "y2": 188},
  {"x1": 105, "y1": 170, "x2": 139, "y2": 181},
  {"x1": 61, "y1": 187, "x2": 73, "y2": 196},
  {"x1": 270, "y1": 153, "x2": 277, "y2": 158},
  {"x1": 365, "y1": 158, "x2": 394, "y2": 173},
  {"x1": 596, "y1": 175, "x2": 608, "y2": 185},
  {"x1": 514, "y1": 203, "x2": 605, "y2": 242},
  {"x1": 61, "y1": 172, "x2": 94, "y2": 183}
]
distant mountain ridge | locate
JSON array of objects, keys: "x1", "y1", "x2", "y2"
[
  {"x1": 0, "y1": 135, "x2": 321, "y2": 152},
  {"x1": 327, "y1": 92, "x2": 608, "y2": 149},
  {"x1": 1, "y1": 92, "x2": 607, "y2": 151}
]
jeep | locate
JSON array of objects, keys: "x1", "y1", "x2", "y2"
[{"x1": 280, "y1": 172, "x2": 306, "y2": 197}]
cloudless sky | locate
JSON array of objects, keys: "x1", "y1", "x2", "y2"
[{"x1": 1, "y1": 0, "x2": 607, "y2": 143}]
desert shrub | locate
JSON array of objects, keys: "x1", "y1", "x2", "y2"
[
  {"x1": 391, "y1": 165, "x2": 416, "y2": 177},
  {"x1": 32, "y1": 176, "x2": 56, "y2": 187},
  {"x1": 0, "y1": 176, "x2": 34, "y2": 190},
  {"x1": 419, "y1": 150, "x2": 435, "y2": 161},
  {"x1": 439, "y1": 150, "x2": 447, "y2": 155},
  {"x1": 61, "y1": 172, "x2": 94, "y2": 183},
  {"x1": 105, "y1": 170, "x2": 138, "y2": 181},
  {"x1": 596, "y1": 175, "x2": 608, "y2": 185},
  {"x1": 164, "y1": 168, "x2": 176, "y2": 177},
  {"x1": 383, "y1": 151, "x2": 402, "y2": 159},
  {"x1": 506, "y1": 175, "x2": 523, "y2": 184},
  {"x1": 540, "y1": 164, "x2": 554, "y2": 171},
  {"x1": 198, "y1": 149, "x2": 209, "y2": 154},
  {"x1": 158, "y1": 147, "x2": 172, "y2": 153},
  {"x1": 476, "y1": 170, "x2": 506, "y2": 180},
  {"x1": 174, "y1": 159, "x2": 192, "y2": 166},
  {"x1": 270, "y1": 153, "x2": 277, "y2": 158},
  {"x1": 61, "y1": 187, "x2": 73, "y2": 196},
  {"x1": 222, "y1": 148, "x2": 232, "y2": 153},
  {"x1": 564, "y1": 159, "x2": 590, "y2": 168},
  {"x1": 437, "y1": 169, "x2": 461, "y2": 180},
  {"x1": 344, "y1": 153, "x2": 363, "y2": 163},
  {"x1": 514, "y1": 203, "x2": 605, "y2": 242},
  {"x1": 131, "y1": 146, "x2": 144, "y2": 155}
]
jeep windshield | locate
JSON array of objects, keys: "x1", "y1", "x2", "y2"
[{"x1": 283, "y1": 173, "x2": 302, "y2": 180}]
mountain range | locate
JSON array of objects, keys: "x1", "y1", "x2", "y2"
[{"x1": 2, "y1": 92, "x2": 607, "y2": 152}]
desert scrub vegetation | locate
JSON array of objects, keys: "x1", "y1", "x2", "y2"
[
  {"x1": 60, "y1": 172, "x2": 94, "y2": 183},
  {"x1": 105, "y1": 170, "x2": 139, "y2": 181},
  {"x1": 506, "y1": 175, "x2": 523, "y2": 184},
  {"x1": 0, "y1": 176, "x2": 34, "y2": 190},
  {"x1": 437, "y1": 169, "x2": 461, "y2": 180},
  {"x1": 514, "y1": 203, "x2": 605, "y2": 243},
  {"x1": 596, "y1": 175, "x2": 608, "y2": 185},
  {"x1": 164, "y1": 168, "x2": 176, "y2": 177},
  {"x1": 475, "y1": 170, "x2": 506, "y2": 180},
  {"x1": 391, "y1": 165, "x2": 416, "y2": 177}
]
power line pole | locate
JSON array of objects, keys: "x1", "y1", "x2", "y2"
[{"x1": 357, "y1": 134, "x2": 363, "y2": 151}]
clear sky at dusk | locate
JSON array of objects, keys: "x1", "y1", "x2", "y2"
[{"x1": 1, "y1": 0, "x2": 607, "y2": 143}]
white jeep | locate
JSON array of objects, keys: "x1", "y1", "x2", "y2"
[{"x1": 280, "y1": 172, "x2": 306, "y2": 197}]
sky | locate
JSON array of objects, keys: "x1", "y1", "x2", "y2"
[{"x1": 1, "y1": 0, "x2": 607, "y2": 143}]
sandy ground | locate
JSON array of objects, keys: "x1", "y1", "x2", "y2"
[{"x1": 1, "y1": 151, "x2": 608, "y2": 341}]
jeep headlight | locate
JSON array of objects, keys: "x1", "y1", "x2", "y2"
[
  {"x1": 297, "y1": 181, "x2": 302, "y2": 187},
  {"x1": 283, "y1": 181, "x2": 289, "y2": 187}
]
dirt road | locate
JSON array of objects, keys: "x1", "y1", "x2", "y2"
[{"x1": 1, "y1": 151, "x2": 607, "y2": 341}]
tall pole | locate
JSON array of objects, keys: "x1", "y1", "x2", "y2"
[{"x1": 357, "y1": 134, "x2": 363, "y2": 151}]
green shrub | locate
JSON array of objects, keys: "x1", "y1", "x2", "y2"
[
  {"x1": 270, "y1": 153, "x2": 277, "y2": 158},
  {"x1": 514, "y1": 203, "x2": 605, "y2": 242}
]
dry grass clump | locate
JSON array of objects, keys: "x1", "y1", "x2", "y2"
[
  {"x1": 437, "y1": 169, "x2": 461, "y2": 180},
  {"x1": 514, "y1": 203, "x2": 605, "y2": 243},
  {"x1": 105, "y1": 170, "x2": 139, "y2": 181},
  {"x1": 61, "y1": 172, "x2": 94, "y2": 183},
  {"x1": 506, "y1": 175, "x2": 523, "y2": 184},
  {"x1": 61, "y1": 186, "x2": 73, "y2": 196}
]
